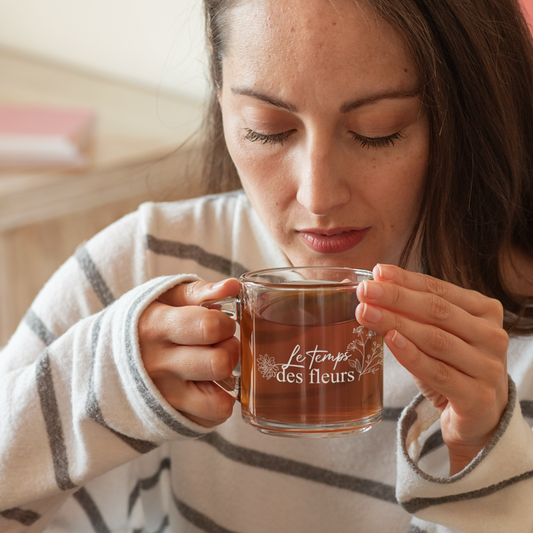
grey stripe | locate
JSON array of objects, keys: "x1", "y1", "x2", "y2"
[
  {"x1": 124, "y1": 278, "x2": 206, "y2": 438},
  {"x1": 35, "y1": 350, "x2": 76, "y2": 491},
  {"x1": 382, "y1": 406, "x2": 405, "y2": 421},
  {"x1": 86, "y1": 311, "x2": 157, "y2": 454},
  {"x1": 24, "y1": 309, "x2": 57, "y2": 347},
  {"x1": 86, "y1": 392, "x2": 157, "y2": 455},
  {"x1": 75, "y1": 247, "x2": 115, "y2": 307},
  {"x1": 73, "y1": 487, "x2": 111, "y2": 533},
  {"x1": 419, "y1": 429, "x2": 444, "y2": 459},
  {"x1": 128, "y1": 458, "x2": 171, "y2": 515},
  {"x1": 400, "y1": 395, "x2": 422, "y2": 436},
  {"x1": 154, "y1": 515, "x2": 170, "y2": 533},
  {"x1": 401, "y1": 468, "x2": 533, "y2": 513},
  {"x1": 407, "y1": 525, "x2": 428, "y2": 533},
  {"x1": 145, "y1": 235, "x2": 248, "y2": 278},
  {"x1": 173, "y1": 493, "x2": 240, "y2": 533},
  {"x1": 520, "y1": 399, "x2": 533, "y2": 418},
  {"x1": 0, "y1": 508, "x2": 41, "y2": 526},
  {"x1": 202, "y1": 432, "x2": 397, "y2": 503}
]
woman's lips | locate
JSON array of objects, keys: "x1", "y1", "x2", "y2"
[{"x1": 298, "y1": 227, "x2": 370, "y2": 254}]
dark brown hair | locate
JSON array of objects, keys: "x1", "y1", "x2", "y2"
[{"x1": 200, "y1": 0, "x2": 533, "y2": 333}]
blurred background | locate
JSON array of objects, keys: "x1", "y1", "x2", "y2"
[
  {"x1": 0, "y1": 0, "x2": 210, "y2": 344},
  {"x1": 0, "y1": 0, "x2": 532, "y2": 344},
  {"x1": 0, "y1": 0, "x2": 208, "y2": 104}
]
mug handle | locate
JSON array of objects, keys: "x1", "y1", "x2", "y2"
[{"x1": 200, "y1": 297, "x2": 241, "y2": 401}]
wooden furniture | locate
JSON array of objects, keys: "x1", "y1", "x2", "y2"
[{"x1": 0, "y1": 48, "x2": 204, "y2": 345}]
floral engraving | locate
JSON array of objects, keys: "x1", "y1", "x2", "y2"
[
  {"x1": 347, "y1": 326, "x2": 383, "y2": 380},
  {"x1": 257, "y1": 354, "x2": 279, "y2": 380}
]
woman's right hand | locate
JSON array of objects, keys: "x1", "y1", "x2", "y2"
[{"x1": 138, "y1": 278, "x2": 241, "y2": 428}]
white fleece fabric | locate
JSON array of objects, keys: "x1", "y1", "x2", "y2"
[{"x1": 1, "y1": 190, "x2": 533, "y2": 533}]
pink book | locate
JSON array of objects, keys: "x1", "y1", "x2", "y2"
[{"x1": 0, "y1": 105, "x2": 96, "y2": 167}]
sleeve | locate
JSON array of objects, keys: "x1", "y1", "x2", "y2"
[
  {"x1": 396, "y1": 377, "x2": 533, "y2": 533},
  {"x1": 0, "y1": 210, "x2": 213, "y2": 532}
]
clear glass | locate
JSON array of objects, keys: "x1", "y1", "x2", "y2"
[{"x1": 207, "y1": 267, "x2": 383, "y2": 438}]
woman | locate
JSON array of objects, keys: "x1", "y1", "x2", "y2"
[{"x1": 2, "y1": 0, "x2": 533, "y2": 532}]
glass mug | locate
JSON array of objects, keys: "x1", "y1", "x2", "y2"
[{"x1": 203, "y1": 267, "x2": 383, "y2": 438}]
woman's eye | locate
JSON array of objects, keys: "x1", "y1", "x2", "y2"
[
  {"x1": 244, "y1": 128, "x2": 293, "y2": 146},
  {"x1": 243, "y1": 128, "x2": 404, "y2": 148},
  {"x1": 351, "y1": 131, "x2": 405, "y2": 149}
]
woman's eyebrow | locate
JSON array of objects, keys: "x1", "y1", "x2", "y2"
[
  {"x1": 231, "y1": 86, "x2": 420, "y2": 113},
  {"x1": 340, "y1": 90, "x2": 420, "y2": 113},
  {"x1": 231, "y1": 87, "x2": 298, "y2": 112}
]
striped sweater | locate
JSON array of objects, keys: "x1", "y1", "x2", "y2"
[{"x1": 1, "y1": 190, "x2": 533, "y2": 533}]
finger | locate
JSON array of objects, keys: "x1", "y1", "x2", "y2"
[
  {"x1": 382, "y1": 329, "x2": 486, "y2": 415},
  {"x1": 141, "y1": 301, "x2": 237, "y2": 345},
  {"x1": 356, "y1": 279, "x2": 504, "y2": 346},
  {"x1": 146, "y1": 337, "x2": 240, "y2": 382},
  {"x1": 385, "y1": 327, "x2": 472, "y2": 394},
  {"x1": 356, "y1": 302, "x2": 506, "y2": 379},
  {"x1": 385, "y1": 325, "x2": 508, "y2": 472},
  {"x1": 373, "y1": 264, "x2": 503, "y2": 322},
  {"x1": 158, "y1": 278, "x2": 241, "y2": 307},
  {"x1": 383, "y1": 328, "x2": 508, "y2": 423},
  {"x1": 169, "y1": 380, "x2": 237, "y2": 428}
]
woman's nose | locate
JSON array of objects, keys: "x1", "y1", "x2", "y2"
[{"x1": 295, "y1": 143, "x2": 350, "y2": 216}]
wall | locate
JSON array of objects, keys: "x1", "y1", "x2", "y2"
[
  {"x1": 1, "y1": 0, "x2": 532, "y2": 104},
  {"x1": 0, "y1": 0, "x2": 208, "y2": 103}
]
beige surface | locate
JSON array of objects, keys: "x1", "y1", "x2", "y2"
[{"x1": 0, "y1": 48, "x2": 205, "y2": 344}]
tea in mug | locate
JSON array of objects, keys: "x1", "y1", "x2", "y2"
[{"x1": 240, "y1": 285, "x2": 383, "y2": 436}]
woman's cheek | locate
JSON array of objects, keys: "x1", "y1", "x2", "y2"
[
  {"x1": 229, "y1": 141, "x2": 265, "y2": 178},
  {"x1": 227, "y1": 135, "x2": 289, "y2": 181}
]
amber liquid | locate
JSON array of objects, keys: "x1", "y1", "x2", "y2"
[{"x1": 240, "y1": 287, "x2": 383, "y2": 435}]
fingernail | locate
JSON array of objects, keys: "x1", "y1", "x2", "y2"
[
  {"x1": 377, "y1": 264, "x2": 393, "y2": 280},
  {"x1": 211, "y1": 280, "x2": 226, "y2": 290},
  {"x1": 363, "y1": 281, "x2": 383, "y2": 299},
  {"x1": 362, "y1": 303, "x2": 382, "y2": 323},
  {"x1": 391, "y1": 330, "x2": 407, "y2": 349}
]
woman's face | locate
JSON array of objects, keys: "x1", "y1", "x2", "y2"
[{"x1": 219, "y1": 0, "x2": 429, "y2": 270}]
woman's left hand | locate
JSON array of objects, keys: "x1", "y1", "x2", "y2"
[{"x1": 356, "y1": 264, "x2": 509, "y2": 475}]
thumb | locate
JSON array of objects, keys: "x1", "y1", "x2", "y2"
[{"x1": 158, "y1": 278, "x2": 241, "y2": 307}]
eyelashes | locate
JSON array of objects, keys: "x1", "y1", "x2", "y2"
[
  {"x1": 244, "y1": 129, "x2": 293, "y2": 146},
  {"x1": 350, "y1": 131, "x2": 405, "y2": 148},
  {"x1": 243, "y1": 128, "x2": 405, "y2": 148}
]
